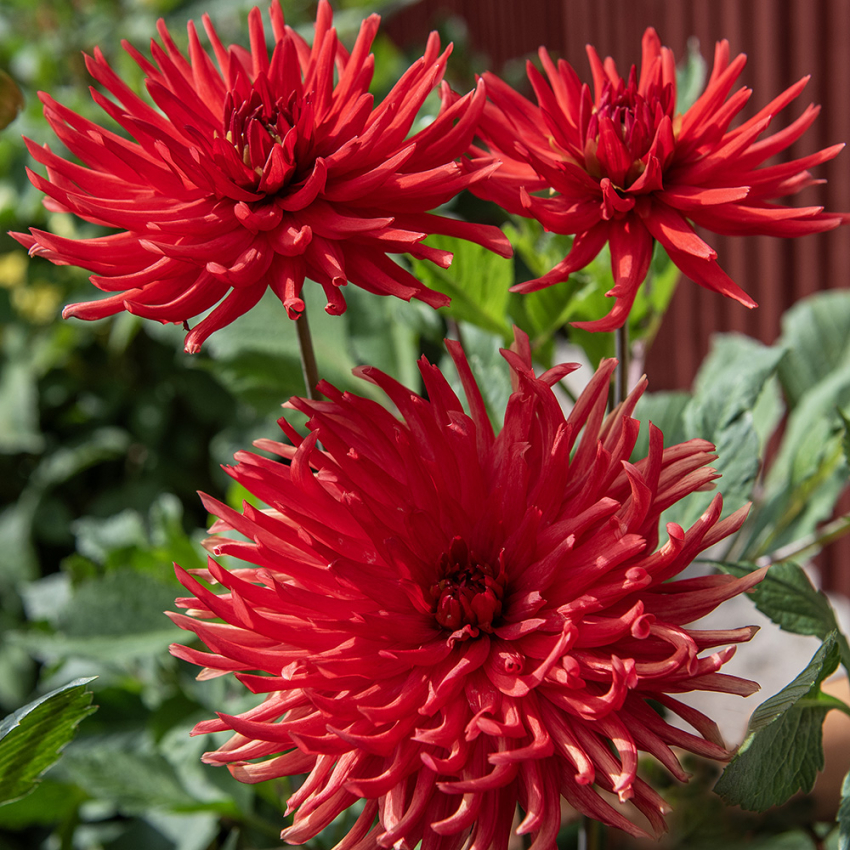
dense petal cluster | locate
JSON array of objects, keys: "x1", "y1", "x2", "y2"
[
  {"x1": 13, "y1": 1, "x2": 510, "y2": 351},
  {"x1": 463, "y1": 28, "x2": 845, "y2": 331},
  {"x1": 170, "y1": 330, "x2": 763, "y2": 845}
]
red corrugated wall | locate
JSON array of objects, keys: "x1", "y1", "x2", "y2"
[{"x1": 385, "y1": 0, "x2": 850, "y2": 595}]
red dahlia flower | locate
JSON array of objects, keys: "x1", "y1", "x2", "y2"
[
  {"x1": 12, "y1": 1, "x2": 510, "y2": 352},
  {"x1": 170, "y1": 329, "x2": 763, "y2": 843},
  {"x1": 463, "y1": 28, "x2": 845, "y2": 331}
]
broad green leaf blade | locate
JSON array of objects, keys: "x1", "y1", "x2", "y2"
[
  {"x1": 632, "y1": 390, "x2": 690, "y2": 460},
  {"x1": 0, "y1": 69, "x2": 23, "y2": 129},
  {"x1": 714, "y1": 561, "x2": 842, "y2": 643},
  {"x1": 840, "y1": 408, "x2": 850, "y2": 469},
  {"x1": 60, "y1": 740, "x2": 237, "y2": 816},
  {"x1": 675, "y1": 39, "x2": 708, "y2": 113},
  {"x1": 344, "y1": 285, "x2": 421, "y2": 392},
  {"x1": 440, "y1": 324, "x2": 514, "y2": 430},
  {"x1": 0, "y1": 779, "x2": 85, "y2": 829},
  {"x1": 714, "y1": 634, "x2": 840, "y2": 811},
  {"x1": 201, "y1": 286, "x2": 366, "y2": 412},
  {"x1": 410, "y1": 235, "x2": 514, "y2": 340},
  {"x1": 664, "y1": 334, "x2": 785, "y2": 529},
  {"x1": 12, "y1": 567, "x2": 192, "y2": 665},
  {"x1": 0, "y1": 677, "x2": 97, "y2": 805},
  {"x1": 839, "y1": 768, "x2": 850, "y2": 850},
  {"x1": 778, "y1": 290, "x2": 850, "y2": 410},
  {"x1": 685, "y1": 334, "x2": 786, "y2": 438}
]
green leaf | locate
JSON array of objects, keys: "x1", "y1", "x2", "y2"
[
  {"x1": 632, "y1": 391, "x2": 690, "y2": 461},
  {"x1": 0, "y1": 778, "x2": 85, "y2": 828},
  {"x1": 59, "y1": 733, "x2": 239, "y2": 818},
  {"x1": 0, "y1": 69, "x2": 24, "y2": 130},
  {"x1": 778, "y1": 290, "x2": 850, "y2": 410},
  {"x1": 714, "y1": 634, "x2": 841, "y2": 811},
  {"x1": 201, "y1": 286, "x2": 364, "y2": 411},
  {"x1": 344, "y1": 285, "x2": 421, "y2": 392},
  {"x1": 663, "y1": 334, "x2": 785, "y2": 529},
  {"x1": 715, "y1": 561, "x2": 847, "y2": 655},
  {"x1": 685, "y1": 334, "x2": 786, "y2": 437},
  {"x1": 0, "y1": 677, "x2": 97, "y2": 806},
  {"x1": 0, "y1": 326, "x2": 43, "y2": 454},
  {"x1": 12, "y1": 566, "x2": 191, "y2": 664},
  {"x1": 839, "y1": 768, "x2": 850, "y2": 850},
  {"x1": 675, "y1": 38, "x2": 708, "y2": 113},
  {"x1": 410, "y1": 234, "x2": 514, "y2": 340},
  {"x1": 747, "y1": 364, "x2": 850, "y2": 558},
  {"x1": 440, "y1": 324, "x2": 514, "y2": 430},
  {"x1": 839, "y1": 408, "x2": 850, "y2": 469},
  {"x1": 61, "y1": 743, "x2": 202, "y2": 815}
]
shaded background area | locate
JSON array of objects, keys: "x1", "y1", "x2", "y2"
[{"x1": 384, "y1": 0, "x2": 850, "y2": 596}]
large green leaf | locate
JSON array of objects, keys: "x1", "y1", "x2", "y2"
[
  {"x1": 777, "y1": 290, "x2": 850, "y2": 409},
  {"x1": 0, "y1": 326, "x2": 43, "y2": 454},
  {"x1": 714, "y1": 635, "x2": 841, "y2": 811},
  {"x1": 685, "y1": 334, "x2": 786, "y2": 437},
  {"x1": 715, "y1": 560, "x2": 850, "y2": 669},
  {"x1": 743, "y1": 363, "x2": 850, "y2": 559},
  {"x1": 632, "y1": 390, "x2": 691, "y2": 460},
  {"x1": 839, "y1": 769, "x2": 850, "y2": 850},
  {"x1": 662, "y1": 334, "x2": 785, "y2": 529},
  {"x1": 410, "y1": 234, "x2": 514, "y2": 341},
  {"x1": 60, "y1": 733, "x2": 240, "y2": 818},
  {"x1": 0, "y1": 778, "x2": 85, "y2": 828},
  {"x1": 344, "y1": 284, "x2": 421, "y2": 392},
  {"x1": 0, "y1": 677, "x2": 97, "y2": 805},
  {"x1": 440, "y1": 324, "x2": 514, "y2": 430},
  {"x1": 200, "y1": 286, "x2": 364, "y2": 411}
]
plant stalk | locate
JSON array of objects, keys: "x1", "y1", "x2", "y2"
[
  {"x1": 613, "y1": 322, "x2": 630, "y2": 407},
  {"x1": 755, "y1": 514, "x2": 850, "y2": 567},
  {"x1": 578, "y1": 816, "x2": 606, "y2": 850},
  {"x1": 296, "y1": 306, "x2": 320, "y2": 400}
]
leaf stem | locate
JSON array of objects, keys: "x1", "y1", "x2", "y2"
[
  {"x1": 578, "y1": 816, "x2": 606, "y2": 850},
  {"x1": 755, "y1": 514, "x2": 850, "y2": 568},
  {"x1": 613, "y1": 322, "x2": 629, "y2": 407},
  {"x1": 295, "y1": 305, "x2": 320, "y2": 400},
  {"x1": 795, "y1": 693, "x2": 850, "y2": 719}
]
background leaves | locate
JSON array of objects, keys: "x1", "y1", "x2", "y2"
[{"x1": 0, "y1": 677, "x2": 96, "y2": 805}]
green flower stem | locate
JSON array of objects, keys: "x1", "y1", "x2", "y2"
[
  {"x1": 756, "y1": 514, "x2": 850, "y2": 568},
  {"x1": 296, "y1": 306, "x2": 320, "y2": 400},
  {"x1": 613, "y1": 322, "x2": 629, "y2": 408},
  {"x1": 579, "y1": 815, "x2": 606, "y2": 850}
]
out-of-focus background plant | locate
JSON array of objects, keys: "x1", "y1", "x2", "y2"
[{"x1": 2, "y1": 2, "x2": 850, "y2": 849}]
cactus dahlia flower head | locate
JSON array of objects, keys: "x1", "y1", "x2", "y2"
[
  {"x1": 170, "y1": 328, "x2": 763, "y2": 845},
  {"x1": 464, "y1": 28, "x2": 846, "y2": 332},
  {"x1": 13, "y1": 1, "x2": 510, "y2": 352}
]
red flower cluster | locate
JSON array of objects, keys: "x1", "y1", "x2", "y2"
[
  {"x1": 170, "y1": 330, "x2": 763, "y2": 843},
  {"x1": 13, "y1": 1, "x2": 509, "y2": 351},
  {"x1": 463, "y1": 29, "x2": 845, "y2": 331}
]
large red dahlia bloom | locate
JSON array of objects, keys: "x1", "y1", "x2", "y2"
[
  {"x1": 464, "y1": 29, "x2": 845, "y2": 331},
  {"x1": 170, "y1": 330, "x2": 763, "y2": 844},
  {"x1": 12, "y1": 1, "x2": 510, "y2": 352}
]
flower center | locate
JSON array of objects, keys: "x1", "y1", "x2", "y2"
[
  {"x1": 431, "y1": 537, "x2": 506, "y2": 636},
  {"x1": 583, "y1": 66, "x2": 675, "y2": 188},
  {"x1": 216, "y1": 83, "x2": 313, "y2": 194}
]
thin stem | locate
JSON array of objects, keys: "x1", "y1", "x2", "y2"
[
  {"x1": 295, "y1": 305, "x2": 320, "y2": 400},
  {"x1": 578, "y1": 816, "x2": 606, "y2": 850},
  {"x1": 755, "y1": 514, "x2": 850, "y2": 567},
  {"x1": 795, "y1": 693, "x2": 850, "y2": 719},
  {"x1": 613, "y1": 322, "x2": 630, "y2": 407}
]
